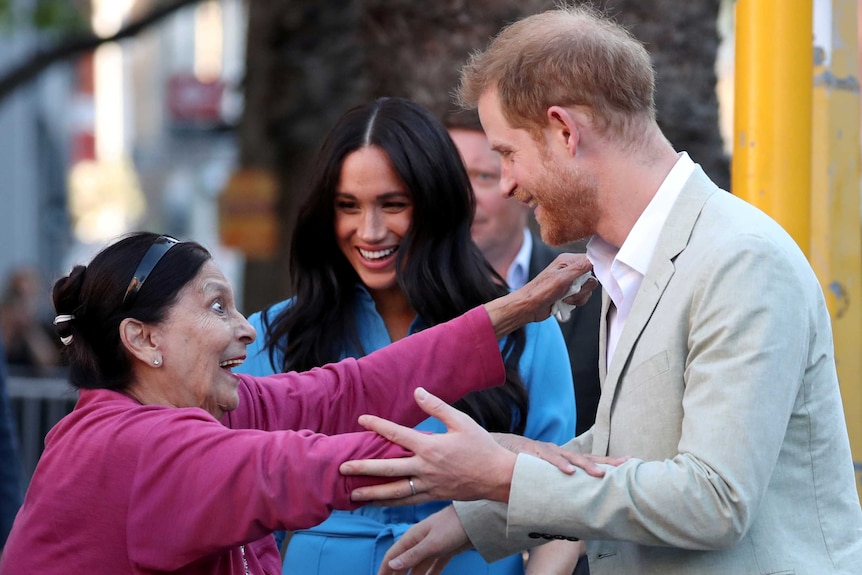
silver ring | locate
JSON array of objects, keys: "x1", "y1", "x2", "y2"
[{"x1": 408, "y1": 478, "x2": 417, "y2": 496}]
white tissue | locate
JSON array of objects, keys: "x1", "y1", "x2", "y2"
[{"x1": 552, "y1": 272, "x2": 594, "y2": 322}]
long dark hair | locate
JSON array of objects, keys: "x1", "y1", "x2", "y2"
[
  {"x1": 52, "y1": 232, "x2": 210, "y2": 391},
  {"x1": 263, "y1": 98, "x2": 529, "y2": 433}
]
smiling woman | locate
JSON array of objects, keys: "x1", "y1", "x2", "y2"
[
  {"x1": 0, "y1": 230, "x2": 594, "y2": 575},
  {"x1": 238, "y1": 97, "x2": 581, "y2": 575}
]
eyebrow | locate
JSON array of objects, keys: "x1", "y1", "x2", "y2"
[
  {"x1": 201, "y1": 280, "x2": 230, "y2": 296},
  {"x1": 335, "y1": 191, "x2": 410, "y2": 200}
]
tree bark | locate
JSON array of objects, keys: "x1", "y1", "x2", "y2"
[{"x1": 238, "y1": 0, "x2": 368, "y2": 312}]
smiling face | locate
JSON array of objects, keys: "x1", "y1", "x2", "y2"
[
  {"x1": 478, "y1": 89, "x2": 600, "y2": 245},
  {"x1": 334, "y1": 146, "x2": 414, "y2": 296},
  {"x1": 141, "y1": 260, "x2": 256, "y2": 419}
]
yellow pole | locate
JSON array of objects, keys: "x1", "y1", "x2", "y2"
[
  {"x1": 810, "y1": 0, "x2": 862, "y2": 500},
  {"x1": 733, "y1": 0, "x2": 812, "y2": 253}
]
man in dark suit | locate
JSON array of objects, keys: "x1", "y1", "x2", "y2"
[{"x1": 447, "y1": 113, "x2": 601, "y2": 436}]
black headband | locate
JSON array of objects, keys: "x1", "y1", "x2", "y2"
[{"x1": 122, "y1": 235, "x2": 179, "y2": 309}]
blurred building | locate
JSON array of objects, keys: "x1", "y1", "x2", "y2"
[
  {"x1": 0, "y1": 3, "x2": 71, "y2": 298},
  {"x1": 0, "y1": 0, "x2": 247, "y2": 309}
]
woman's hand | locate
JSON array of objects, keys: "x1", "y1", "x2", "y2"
[
  {"x1": 376, "y1": 506, "x2": 469, "y2": 575},
  {"x1": 484, "y1": 253, "x2": 597, "y2": 338},
  {"x1": 490, "y1": 432, "x2": 629, "y2": 476}
]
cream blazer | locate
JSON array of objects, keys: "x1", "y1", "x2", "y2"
[{"x1": 456, "y1": 167, "x2": 862, "y2": 574}]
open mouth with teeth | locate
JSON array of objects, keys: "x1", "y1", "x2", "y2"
[
  {"x1": 219, "y1": 359, "x2": 244, "y2": 371},
  {"x1": 358, "y1": 246, "x2": 398, "y2": 260}
]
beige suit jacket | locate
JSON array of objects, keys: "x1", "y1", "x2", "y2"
[{"x1": 456, "y1": 167, "x2": 862, "y2": 574}]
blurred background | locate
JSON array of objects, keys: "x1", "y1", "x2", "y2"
[{"x1": 0, "y1": 0, "x2": 732, "y2": 322}]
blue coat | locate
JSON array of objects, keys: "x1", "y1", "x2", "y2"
[{"x1": 238, "y1": 285, "x2": 575, "y2": 575}]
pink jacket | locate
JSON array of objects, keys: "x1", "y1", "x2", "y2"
[{"x1": 1, "y1": 307, "x2": 503, "y2": 574}]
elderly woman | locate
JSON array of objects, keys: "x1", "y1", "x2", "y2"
[{"x1": 0, "y1": 232, "x2": 593, "y2": 574}]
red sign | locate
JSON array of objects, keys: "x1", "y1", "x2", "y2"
[{"x1": 166, "y1": 73, "x2": 224, "y2": 125}]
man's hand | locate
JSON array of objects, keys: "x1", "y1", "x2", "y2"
[
  {"x1": 340, "y1": 387, "x2": 517, "y2": 505},
  {"x1": 377, "y1": 506, "x2": 470, "y2": 575}
]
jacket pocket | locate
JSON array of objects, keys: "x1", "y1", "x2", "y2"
[{"x1": 622, "y1": 350, "x2": 670, "y2": 395}]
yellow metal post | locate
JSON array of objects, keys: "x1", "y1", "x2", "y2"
[
  {"x1": 733, "y1": 0, "x2": 812, "y2": 252},
  {"x1": 810, "y1": 0, "x2": 862, "y2": 499},
  {"x1": 735, "y1": 0, "x2": 862, "y2": 499}
]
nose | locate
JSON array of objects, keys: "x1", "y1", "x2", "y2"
[
  {"x1": 499, "y1": 166, "x2": 517, "y2": 199},
  {"x1": 358, "y1": 208, "x2": 386, "y2": 243},
  {"x1": 237, "y1": 313, "x2": 257, "y2": 345}
]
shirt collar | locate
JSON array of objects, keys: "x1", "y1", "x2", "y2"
[
  {"x1": 506, "y1": 228, "x2": 532, "y2": 290},
  {"x1": 615, "y1": 152, "x2": 695, "y2": 275},
  {"x1": 588, "y1": 152, "x2": 695, "y2": 291}
]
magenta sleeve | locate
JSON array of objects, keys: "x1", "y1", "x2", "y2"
[
  {"x1": 228, "y1": 305, "x2": 505, "y2": 434},
  {"x1": 127, "y1": 414, "x2": 408, "y2": 570}
]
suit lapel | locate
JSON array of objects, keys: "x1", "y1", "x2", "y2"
[{"x1": 593, "y1": 167, "x2": 718, "y2": 454}]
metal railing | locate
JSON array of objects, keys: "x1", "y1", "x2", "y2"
[{"x1": 6, "y1": 375, "x2": 77, "y2": 487}]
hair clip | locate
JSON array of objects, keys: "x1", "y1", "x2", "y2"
[{"x1": 53, "y1": 314, "x2": 76, "y2": 346}]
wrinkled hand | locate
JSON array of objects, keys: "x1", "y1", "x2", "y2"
[
  {"x1": 340, "y1": 388, "x2": 517, "y2": 505},
  {"x1": 522, "y1": 253, "x2": 597, "y2": 319},
  {"x1": 561, "y1": 276, "x2": 598, "y2": 308},
  {"x1": 484, "y1": 253, "x2": 597, "y2": 338},
  {"x1": 377, "y1": 506, "x2": 469, "y2": 575},
  {"x1": 490, "y1": 433, "x2": 629, "y2": 476}
]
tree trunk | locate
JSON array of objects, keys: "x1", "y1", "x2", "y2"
[
  {"x1": 238, "y1": 0, "x2": 726, "y2": 311},
  {"x1": 238, "y1": 0, "x2": 367, "y2": 312}
]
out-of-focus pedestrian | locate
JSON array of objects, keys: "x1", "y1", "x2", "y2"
[{"x1": 0, "y1": 266, "x2": 62, "y2": 375}]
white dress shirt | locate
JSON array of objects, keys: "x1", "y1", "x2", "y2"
[{"x1": 587, "y1": 153, "x2": 696, "y2": 367}]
